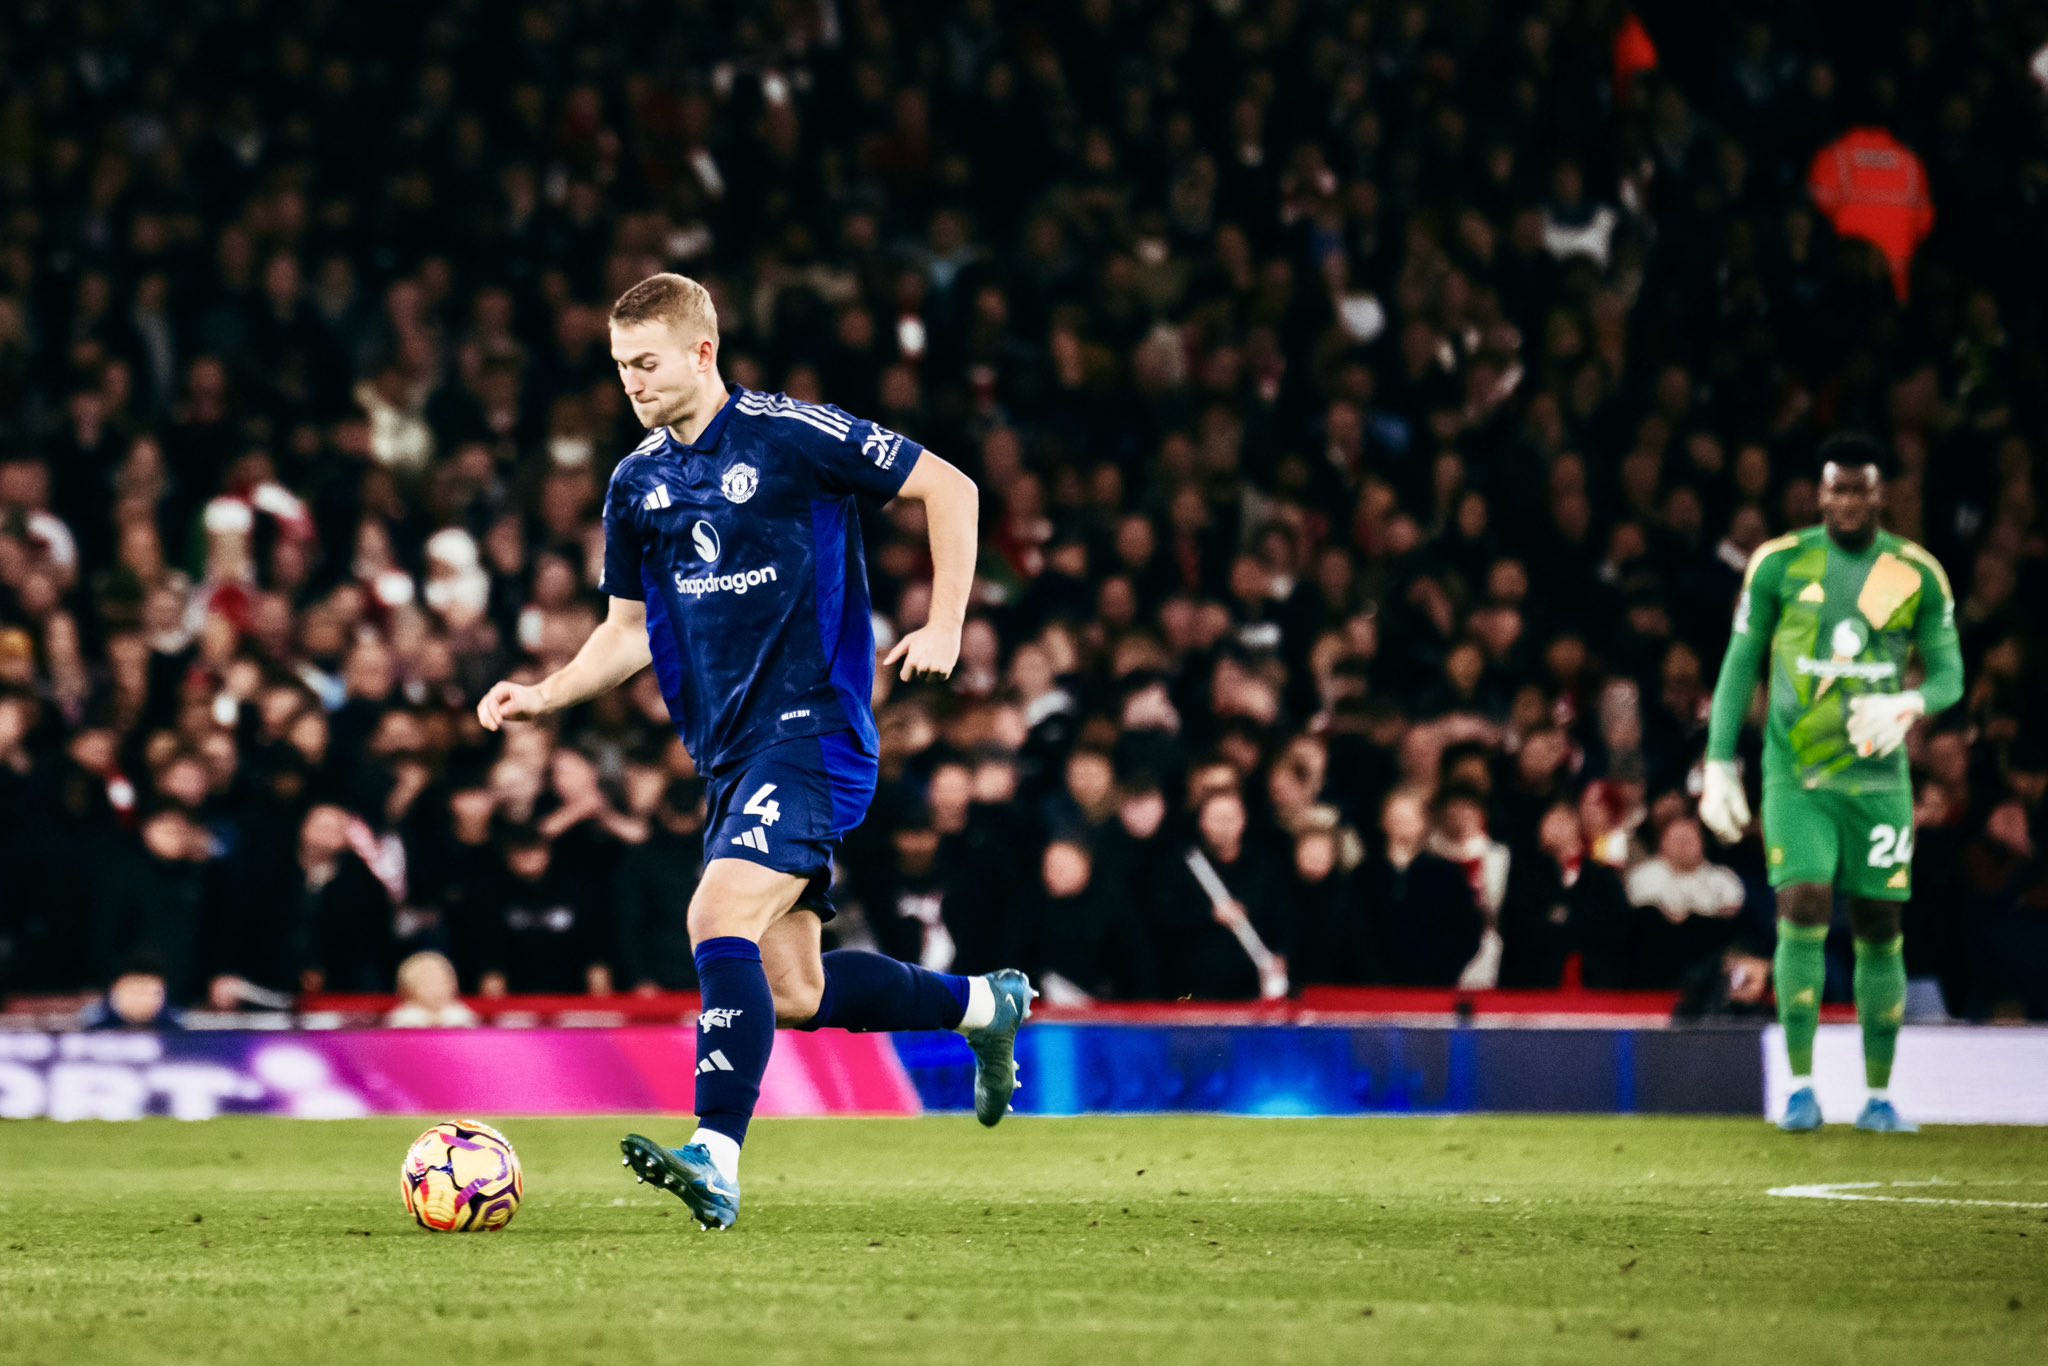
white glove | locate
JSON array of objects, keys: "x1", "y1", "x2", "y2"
[
  {"x1": 1847, "y1": 690, "x2": 1925, "y2": 759},
  {"x1": 1699, "y1": 759, "x2": 1751, "y2": 845}
]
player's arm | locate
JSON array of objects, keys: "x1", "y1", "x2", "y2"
[
  {"x1": 883, "y1": 450, "x2": 979, "y2": 682},
  {"x1": 1910, "y1": 553, "x2": 1963, "y2": 715},
  {"x1": 477, "y1": 595, "x2": 650, "y2": 730},
  {"x1": 1847, "y1": 550, "x2": 1963, "y2": 757},
  {"x1": 1700, "y1": 543, "x2": 1784, "y2": 841}
]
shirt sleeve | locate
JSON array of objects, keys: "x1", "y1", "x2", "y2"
[
  {"x1": 1911, "y1": 550, "x2": 1964, "y2": 715},
  {"x1": 1705, "y1": 542, "x2": 1785, "y2": 761},
  {"x1": 803, "y1": 408, "x2": 926, "y2": 503},
  {"x1": 599, "y1": 460, "x2": 646, "y2": 601}
]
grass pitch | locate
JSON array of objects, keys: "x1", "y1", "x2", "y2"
[{"x1": 2, "y1": 1116, "x2": 2044, "y2": 1365}]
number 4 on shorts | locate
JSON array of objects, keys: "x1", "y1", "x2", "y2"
[
  {"x1": 1868, "y1": 823, "x2": 1914, "y2": 868},
  {"x1": 744, "y1": 783, "x2": 782, "y2": 826}
]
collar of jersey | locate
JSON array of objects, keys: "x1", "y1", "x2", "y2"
[
  {"x1": 1821, "y1": 527, "x2": 1882, "y2": 560},
  {"x1": 665, "y1": 382, "x2": 744, "y2": 459}
]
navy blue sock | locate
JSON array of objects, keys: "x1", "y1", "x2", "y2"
[
  {"x1": 803, "y1": 950, "x2": 970, "y2": 1032},
  {"x1": 691, "y1": 937, "x2": 775, "y2": 1146}
]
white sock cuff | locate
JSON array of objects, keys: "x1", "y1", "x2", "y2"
[
  {"x1": 689, "y1": 1127, "x2": 742, "y2": 1183},
  {"x1": 955, "y1": 975, "x2": 998, "y2": 1033}
]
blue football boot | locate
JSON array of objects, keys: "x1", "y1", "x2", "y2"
[
  {"x1": 1779, "y1": 1086, "x2": 1823, "y2": 1133},
  {"x1": 620, "y1": 1134, "x2": 740, "y2": 1230},
  {"x1": 1854, "y1": 1099, "x2": 1920, "y2": 1133},
  {"x1": 962, "y1": 969, "x2": 1036, "y2": 1127}
]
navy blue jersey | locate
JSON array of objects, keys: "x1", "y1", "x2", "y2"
[{"x1": 600, "y1": 385, "x2": 923, "y2": 775}]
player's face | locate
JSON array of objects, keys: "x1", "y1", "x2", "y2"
[
  {"x1": 611, "y1": 319, "x2": 709, "y2": 429},
  {"x1": 1817, "y1": 461, "x2": 1882, "y2": 546}
]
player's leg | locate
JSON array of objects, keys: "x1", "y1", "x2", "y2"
[
  {"x1": 775, "y1": 915, "x2": 982, "y2": 1035},
  {"x1": 1761, "y1": 786, "x2": 1836, "y2": 1131},
  {"x1": 779, "y1": 732, "x2": 1035, "y2": 1124},
  {"x1": 768, "y1": 902, "x2": 1033, "y2": 1125},
  {"x1": 1843, "y1": 788, "x2": 1917, "y2": 1132},
  {"x1": 790, "y1": 938, "x2": 1033, "y2": 1127},
  {"x1": 1846, "y1": 899, "x2": 1914, "y2": 1131},
  {"x1": 684, "y1": 857, "x2": 804, "y2": 1158},
  {"x1": 1772, "y1": 883, "x2": 1832, "y2": 1130},
  {"x1": 620, "y1": 856, "x2": 805, "y2": 1229}
]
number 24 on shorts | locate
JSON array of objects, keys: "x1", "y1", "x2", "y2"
[{"x1": 1868, "y1": 823, "x2": 1914, "y2": 868}]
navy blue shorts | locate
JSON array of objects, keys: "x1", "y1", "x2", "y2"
[{"x1": 703, "y1": 731, "x2": 878, "y2": 920}]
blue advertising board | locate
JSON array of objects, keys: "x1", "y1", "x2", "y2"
[{"x1": 893, "y1": 1023, "x2": 1764, "y2": 1117}]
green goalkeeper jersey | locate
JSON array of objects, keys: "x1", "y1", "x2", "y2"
[{"x1": 1706, "y1": 525, "x2": 1964, "y2": 795}]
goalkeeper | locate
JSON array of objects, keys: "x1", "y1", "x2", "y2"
[{"x1": 1699, "y1": 434, "x2": 1963, "y2": 1133}]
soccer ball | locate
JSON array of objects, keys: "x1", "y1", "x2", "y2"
[{"x1": 401, "y1": 1119, "x2": 524, "y2": 1232}]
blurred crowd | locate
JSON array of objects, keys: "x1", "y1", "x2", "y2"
[{"x1": 2, "y1": 1, "x2": 2045, "y2": 1021}]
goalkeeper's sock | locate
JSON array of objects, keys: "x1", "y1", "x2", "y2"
[
  {"x1": 1854, "y1": 934, "x2": 1907, "y2": 1091},
  {"x1": 1774, "y1": 920, "x2": 1830, "y2": 1079},
  {"x1": 691, "y1": 937, "x2": 775, "y2": 1150},
  {"x1": 796, "y1": 949, "x2": 974, "y2": 1033}
]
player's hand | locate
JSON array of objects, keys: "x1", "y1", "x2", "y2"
[
  {"x1": 882, "y1": 620, "x2": 962, "y2": 683},
  {"x1": 1847, "y1": 690, "x2": 1925, "y2": 759},
  {"x1": 477, "y1": 679, "x2": 548, "y2": 731},
  {"x1": 1698, "y1": 759, "x2": 1751, "y2": 845}
]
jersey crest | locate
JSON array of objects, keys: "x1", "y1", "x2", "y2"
[{"x1": 721, "y1": 463, "x2": 759, "y2": 504}]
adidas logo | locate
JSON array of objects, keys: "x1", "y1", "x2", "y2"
[
  {"x1": 731, "y1": 827, "x2": 770, "y2": 853},
  {"x1": 643, "y1": 484, "x2": 673, "y2": 511},
  {"x1": 696, "y1": 1050, "x2": 734, "y2": 1075}
]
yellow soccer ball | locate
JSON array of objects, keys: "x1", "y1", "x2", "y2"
[{"x1": 401, "y1": 1119, "x2": 524, "y2": 1232}]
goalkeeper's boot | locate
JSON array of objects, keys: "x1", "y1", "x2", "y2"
[
  {"x1": 962, "y1": 969, "x2": 1036, "y2": 1127},
  {"x1": 1853, "y1": 1099, "x2": 1919, "y2": 1134},
  {"x1": 1779, "y1": 1086, "x2": 1823, "y2": 1133},
  {"x1": 620, "y1": 1134, "x2": 740, "y2": 1230}
]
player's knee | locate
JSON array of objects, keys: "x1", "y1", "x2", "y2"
[
  {"x1": 689, "y1": 898, "x2": 756, "y2": 944},
  {"x1": 1847, "y1": 899, "x2": 1902, "y2": 943},
  {"x1": 1777, "y1": 884, "x2": 1833, "y2": 928},
  {"x1": 772, "y1": 970, "x2": 824, "y2": 1028},
  {"x1": 687, "y1": 861, "x2": 799, "y2": 943}
]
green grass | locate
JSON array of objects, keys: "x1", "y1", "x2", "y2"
[{"x1": 1, "y1": 1117, "x2": 2044, "y2": 1365}]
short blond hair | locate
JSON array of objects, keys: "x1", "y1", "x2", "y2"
[{"x1": 610, "y1": 272, "x2": 719, "y2": 341}]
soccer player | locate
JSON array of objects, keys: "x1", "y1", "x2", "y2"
[
  {"x1": 1698, "y1": 433, "x2": 1962, "y2": 1133},
  {"x1": 476, "y1": 274, "x2": 1033, "y2": 1228}
]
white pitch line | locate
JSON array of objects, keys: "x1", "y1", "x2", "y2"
[{"x1": 1768, "y1": 1180, "x2": 2048, "y2": 1210}]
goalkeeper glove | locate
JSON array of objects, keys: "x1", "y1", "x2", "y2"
[
  {"x1": 1699, "y1": 759, "x2": 1751, "y2": 845},
  {"x1": 1847, "y1": 690, "x2": 1925, "y2": 759}
]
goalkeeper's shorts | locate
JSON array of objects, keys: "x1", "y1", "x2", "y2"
[{"x1": 1761, "y1": 783, "x2": 1916, "y2": 902}]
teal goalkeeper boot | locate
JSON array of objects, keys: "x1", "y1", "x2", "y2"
[
  {"x1": 1854, "y1": 1099, "x2": 1920, "y2": 1133},
  {"x1": 620, "y1": 1135, "x2": 740, "y2": 1230},
  {"x1": 962, "y1": 970, "x2": 1036, "y2": 1127},
  {"x1": 1779, "y1": 1086, "x2": 1823, "y2": 1132}
]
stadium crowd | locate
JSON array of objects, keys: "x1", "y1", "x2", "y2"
[{"x1": 1, "y1": 0, "x2": 2045, "y2": 1021}]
